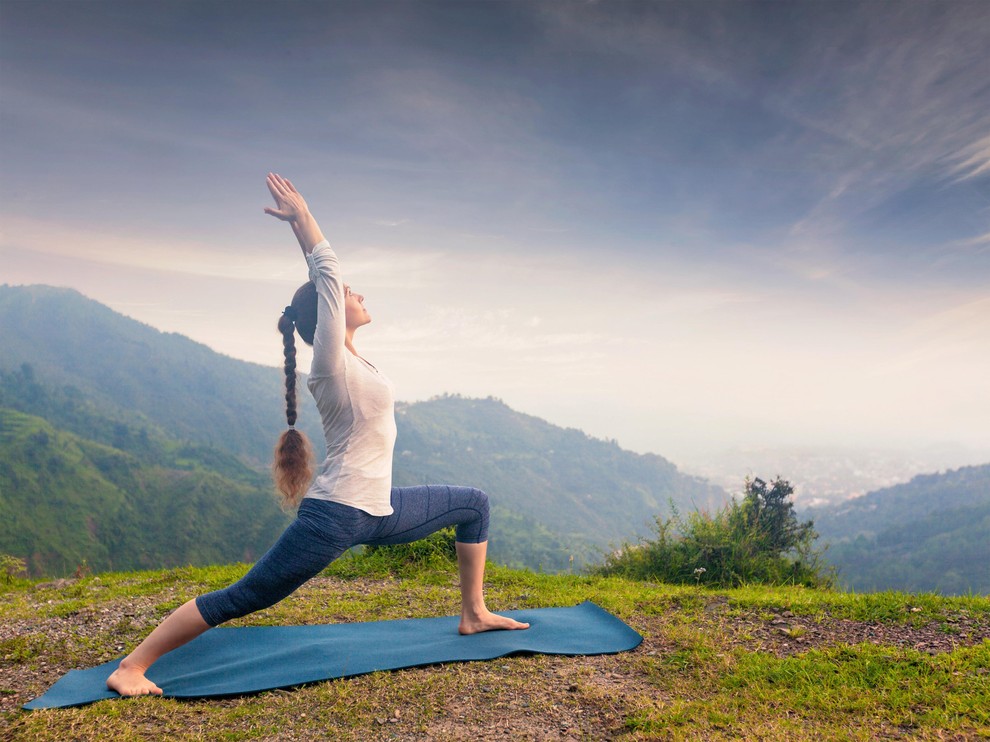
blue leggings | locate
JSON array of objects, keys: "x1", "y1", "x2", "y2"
[{"x1": 195, "y1": 485, "x2": 489, "y2": 627}]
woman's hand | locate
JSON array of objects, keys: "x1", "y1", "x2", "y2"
[
  {"x1": 264, "y1": 173, "x2": 326, "y2": 254},
  {"x1": 264, "y1": 172, "x2": 310, "y2": 222}
]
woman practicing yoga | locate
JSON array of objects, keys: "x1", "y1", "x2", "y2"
[{"x1": 107, "y1": 173, "x2": 528, "y2": 697}]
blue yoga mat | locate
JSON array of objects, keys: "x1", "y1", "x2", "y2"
[{"x1": 24, "y1": 601, "x2": 641, "y2": 709}]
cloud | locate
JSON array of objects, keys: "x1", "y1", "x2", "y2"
[
  {"x1": 0, "y1": 215, "x2": 301, "y2": 283},
  {"x1": 957, "y1": 231, "x2": 990, "y2": 249},
  {"x1": 947, "y1": 134, "x2": 990, "y2": 182},
  {"x1": 370, "y1": 305, "x2": 606, "y2": 355},
  {"x1": 336, "y1": 63, "x2": 546, "y2": 167},
  {"x1": 902, "y1": 295, "x2": 990, "y2": 347},
  {"x1": 2, "y1": 79, "x2": 254, "y2": 163},
  {"x1": 332, "y1": 245, "x2": 447, "y2": 290}
]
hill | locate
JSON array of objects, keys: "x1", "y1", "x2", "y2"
[
  {"x1": 0, "y1": 284, "x2": 325, "y2": 466},
  {"x1": 1, "y1": 285, "x2": 724, "y2": 574},
  {"x1": 802, "y1": 465, "x2": 990, "y2": 594},
  {"x1": 1, "y1": 560, "x2": 988, "y2": 739},
  {"x1": 0, "y1": 404, "x2": 290, "y2": 577},
  {"x1": 393, "y1": 395, "x2": 724, "y2": 569}
]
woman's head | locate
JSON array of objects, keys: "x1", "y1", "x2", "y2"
[
  {"x1": 282, "y1": 281, "x2": 317, "y2": 346},
  {"x1": 279, "y1": 280, "x2": 371, "y2": 344}
]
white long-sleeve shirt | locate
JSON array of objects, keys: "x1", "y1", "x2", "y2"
[{"x1": 303, "y1": 240, "x2": 396, "y2": 515}]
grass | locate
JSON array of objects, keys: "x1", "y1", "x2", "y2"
[
  {"x1": 628, "y1": 642, "x2": 990, "y2": 738},
  {"x1": 1, "y1": 553, "x2": 988, "y2": 740}
]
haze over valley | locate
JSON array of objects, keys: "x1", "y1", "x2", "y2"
[{"x1": 679, "y1": 443, "x2": 988, "y2": 508}]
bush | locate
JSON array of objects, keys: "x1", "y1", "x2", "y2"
[
  {"x1": 362, "y1": 527, "x2": 458, "y2": 573},
  {"x1": 0, "y1": 554, "x2": 28, "y2": 585},
  {"x1": 595, "y1": 477, "x2": 832, "y2": 588}
]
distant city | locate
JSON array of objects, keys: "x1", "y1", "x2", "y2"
[{"x1": 676, "y1": 444, "x2": 990, "y2": 507}]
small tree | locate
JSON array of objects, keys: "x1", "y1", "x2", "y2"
[{"x1": 738, "y1": 477, "x2": 815, "y2": 556}]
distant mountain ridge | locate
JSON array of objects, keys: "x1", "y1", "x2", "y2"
[
  {"x1": 1, "y1": 284, "x2": 724, "y2": 575},
  {"x1": 802, "y1": 465, "x2": 990, "y2": 594},
  {"x1": 805, "y1": 465, "x2": 990, "y2": 541}
]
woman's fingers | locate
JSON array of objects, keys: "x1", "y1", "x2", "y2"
[
  {"x1": 268, "y1": 172, "x2": 289, "y2": 197},
  {"x1": 264, "y1": 173, "x2": 307, "y2": 222}
]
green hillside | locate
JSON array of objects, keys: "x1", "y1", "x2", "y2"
[
  {"x1": 807, "y1": 465, "x2": 990, "y2": 540},
  {"x1": 803, "y1": 466, "x2": 990, "y2": 595},
  {"x1": 1, "y1": 285, "x2": 725, "y2": 575},
  {"x1": 393, "y1": 395, "x2": 725, "y2": 569},
  {"x1": 4, "y1": 284, "x2": 987, "y2": 594},
  {"x1": 0, "y1": 364, "x2": 718, "y2": 576},
  {"x1": 2, "y1": 559, "x2": 988, "y2": 739},
  {"x1": 0, "y1": 284, "x2": 325, "y2": 466},
  {"x1": 0, "y1": 405, "x2": 290, "y2": 577}
]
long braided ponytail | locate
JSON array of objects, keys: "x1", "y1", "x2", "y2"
[{"x1": 272, "y1": 285, "x2": 316, "y2": 509}]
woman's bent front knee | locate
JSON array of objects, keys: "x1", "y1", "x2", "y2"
[{"x1": 454, "y1": 487, "x2": 490, "y2": 544}]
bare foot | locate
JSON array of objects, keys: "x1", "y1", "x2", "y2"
[
  {"x1": 459, "y1": 609, "x2": 530, "y2": 635},
  {"x1": 106, "y1": 662, "x2": 163, "y2": 697}
]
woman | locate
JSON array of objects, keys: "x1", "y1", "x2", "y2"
[{"x1": 107, "y1": 173, "x2": 528, "y2": 698}]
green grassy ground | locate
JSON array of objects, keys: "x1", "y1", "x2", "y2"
[{"x1": 2, "y1": 555, "x2": 988, "y2": 740}]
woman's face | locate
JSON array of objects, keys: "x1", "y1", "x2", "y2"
[{"x1": 344, "y1": 284, "x2": 371, "y2": 329}]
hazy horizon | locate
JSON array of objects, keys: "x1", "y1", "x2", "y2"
[{"x1": 2, "y1": 1, "x2": 989, "y2": 463}]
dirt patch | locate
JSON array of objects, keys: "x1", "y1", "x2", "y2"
[
  {"x1": 700, "y1": 603, "x2": 990, "y2": 658},
  {"x1": 0, "y1": 586, "x2": 175, "y2": 716},
  {"x1": 752, "y1": 610, "x2": 990, "y2": 657}
]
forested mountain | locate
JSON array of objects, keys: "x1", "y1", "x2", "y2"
[
  {"x1": 0, "y1": 403, "x2": 291, "y2": 577},
  {"x1": 3, "y1": 285, "x2": 986, "y2": 593},
  {"x1": 1, "y1": 285, "x2": 723, "y2": 575},
  {"x1": 802, "y1": 466, "x2": 990, "y2": 595},
  {"x1": 0, "y1": 285, "x2": 325, "y2": 466},
  {"x1": 393, "y1": 395, "x2": 725, "y2": 567}
]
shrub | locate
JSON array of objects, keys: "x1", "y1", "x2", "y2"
[
  {"x1": 595, "y1": 477, "x2": 832, "y2": 588},
  {"x1": 363, "y1": 527, "x2": 458, "y2": 573},
  {"x1": 0, "y1": 554, "x2": 28, "y2": 585}
]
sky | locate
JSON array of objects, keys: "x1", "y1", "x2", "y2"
[{"x1": 2, "y1": 0, "x2": 989, "y2": 464}]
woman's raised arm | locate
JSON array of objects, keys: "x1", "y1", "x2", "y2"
[{"x1": 264, "y1": 172, "x2": 326, "y2": 255}]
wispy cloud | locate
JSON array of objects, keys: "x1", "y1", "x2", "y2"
[
  {"x1": 2, "y1": 80, "x2": 254, "y2": 162},
  {"x1": 957, "y1": 231, "x2": 990, "y2": 249},
  {"x1": 947, "y1": 134, "x2": 990, "y2": 182},
  {"x1": 370, "y1": 305, "x2": 606, "y2": 355},
  {"x1": 0, "y1": 216, "x2": 300, "y2": 282}
]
